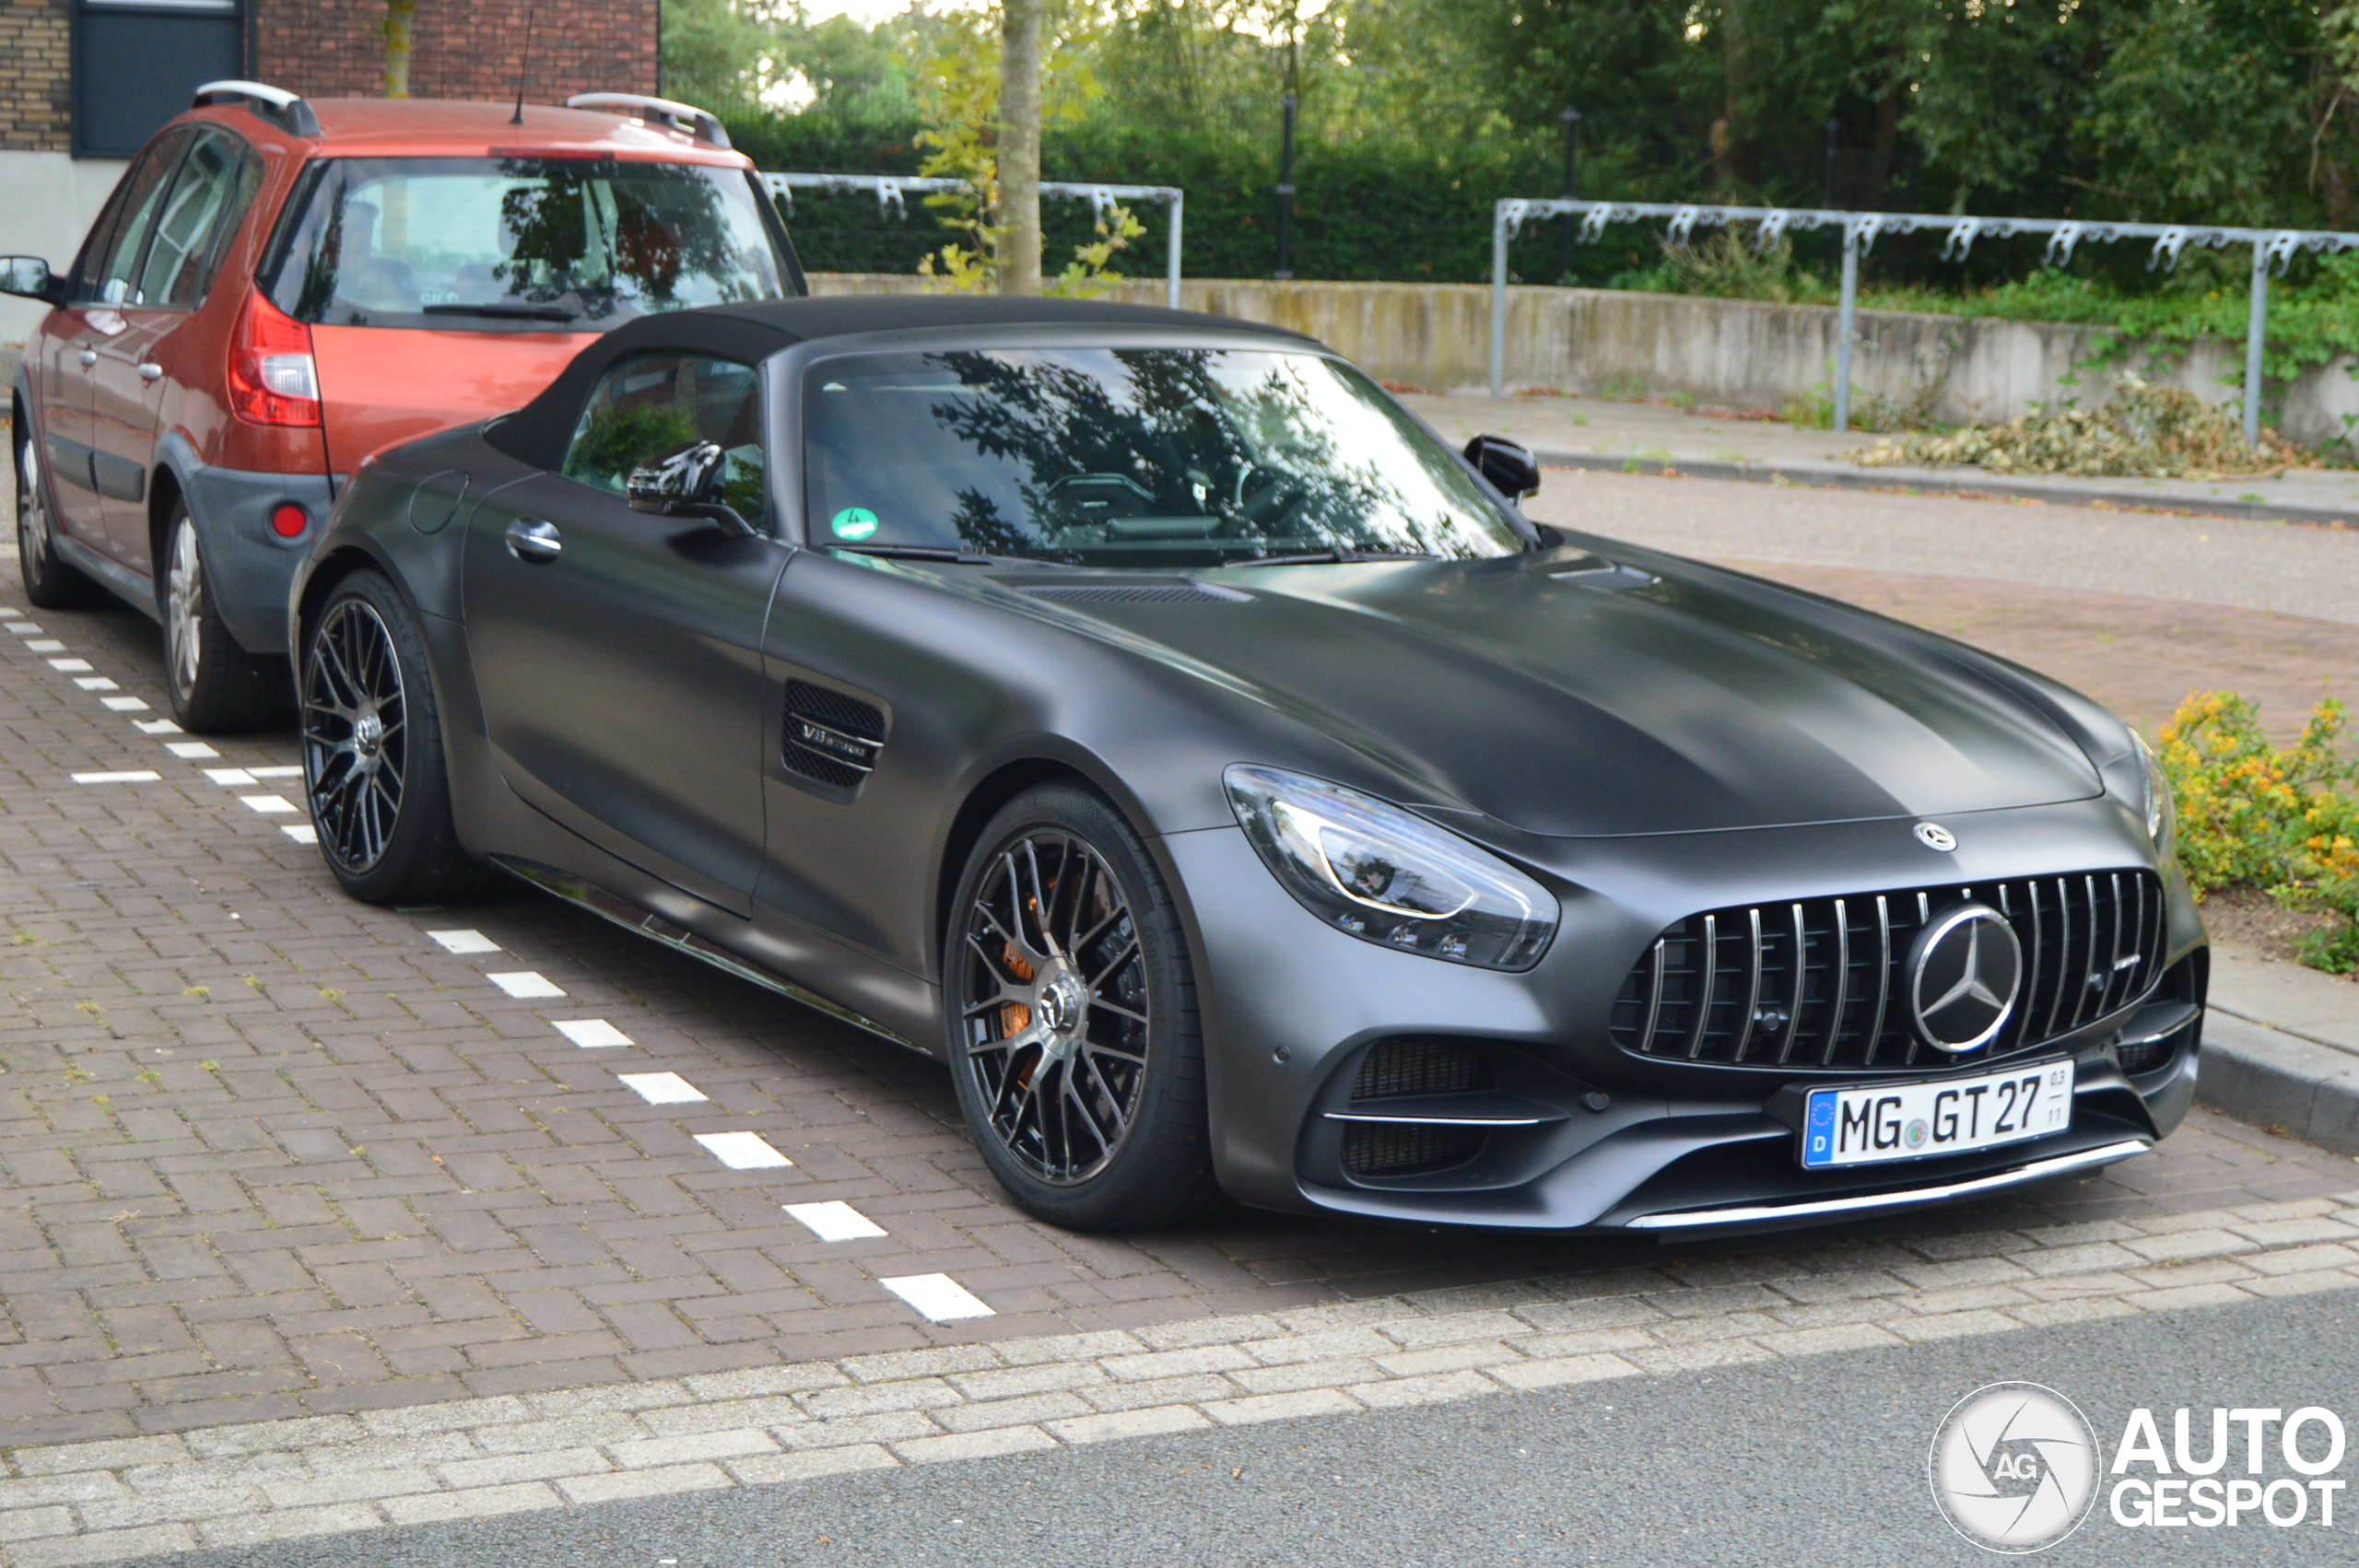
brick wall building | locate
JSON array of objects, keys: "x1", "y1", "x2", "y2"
[
  {"x1": 253, "y1": 0, "x2": 659, "y2": 109},
  {"x1": 0, "y1": 0, "x2": 72, "y2": 155}
]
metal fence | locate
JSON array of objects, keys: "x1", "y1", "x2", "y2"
[
  {"x1": 1489, "y1": 199, "x2": 2359, "y2": 441},
  {"x1": 762, "y1": 173, "x2": 1186, "y2": 309}
]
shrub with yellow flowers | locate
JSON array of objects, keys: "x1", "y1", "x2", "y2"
[{"x1": 2156, "y1": 693, "x2": 2359, "y2": 973}]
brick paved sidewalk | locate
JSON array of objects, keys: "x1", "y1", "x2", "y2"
[
  {"x1": 0, "y1": 592, "x2": 2352, "y2": 1463},
  {"x1": 0, "y1": 1190, "x2": 2352, "y2": 1565}
]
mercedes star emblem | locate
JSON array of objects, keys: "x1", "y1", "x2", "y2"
[
  {"x1": 1915, "y1": 822, "x2": 1958, "y2": 851},
  {"x1": 1908, "y1": 904, "x2": 2024, "y2": 1053}
]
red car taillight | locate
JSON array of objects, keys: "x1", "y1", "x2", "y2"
[{"x1": 226, "y1": 291, "x2": 321, "y2": 427}]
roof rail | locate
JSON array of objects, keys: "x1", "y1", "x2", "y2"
[
  {"x1": 564, "y1": 93, "x2": 731, "y2": 150},
  {"x1": 193, "y1": 79, "x2": 322, "y2": 137}
]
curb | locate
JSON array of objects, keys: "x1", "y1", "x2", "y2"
[
  {"x1": 2196, "y1": 1011, "x2": 2359, "y2": 1154},
  {"x1": 1533, "y1": 448, "x2": 2359, "y2": 531}
]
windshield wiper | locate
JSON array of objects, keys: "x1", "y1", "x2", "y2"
[
  {"x1": 1233, "y1": 548, "x2": 1441, "y2": 568},
  {"x1": 421, "y1": 300, "x2": 584, "y2": 322},
  {"x1": 823, "y1": 542, "x2": 998, "y2": 564}
]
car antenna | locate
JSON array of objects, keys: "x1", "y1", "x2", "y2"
[{"x1": 509, "y1": 5, "x2": 536, "y2": 125}]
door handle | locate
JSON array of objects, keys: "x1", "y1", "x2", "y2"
[
  {"x1": 137, "y1": 362, "x2": 163, "y2": 382},
  {"x1": 76, "y1": 349, "x2": 96, "y2": 368},
  {"x1": 505, "y1": 517, "x2": 561, "y2": 563}
]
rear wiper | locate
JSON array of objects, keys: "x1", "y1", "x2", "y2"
[
  {"x1": 824, "y1": 542, "x2": 997, "y2": 564},
  {"x1": 1233, "y1": 548, "x2": 1441, "y2": 568},
  {"x1": 421, "y1": 300, "x2": 583, "y2": 322}
]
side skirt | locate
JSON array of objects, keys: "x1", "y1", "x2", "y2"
[
  {"x1": 489, "y1": 855, "x2": 924, "y2": 1056},
  {"x1": 52, "y1": 531, "x2": 159, "y2": 623}
]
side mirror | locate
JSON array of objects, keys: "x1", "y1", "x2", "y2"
[
  {"x1": 626, "y1": 440, "x2": 756, "y2": 537},
  {"x1": 0, "y1": 256, "x2": 61, "y2": 306},
  {"x1": 1463, "y1": 434, "x2": 1540, "y2": 500}
]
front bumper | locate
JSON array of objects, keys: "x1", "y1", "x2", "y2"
[{"x1": 1160, "y1": 795, "x2": 2204, "y2": 1236}]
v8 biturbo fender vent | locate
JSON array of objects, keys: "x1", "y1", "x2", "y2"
[{"x1": 782, "y1": 680, "x2": 886, "y2": 794}]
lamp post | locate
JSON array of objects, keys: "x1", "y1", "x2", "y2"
[{"x1": 1274, "y1": 93, "x2": 1298, "y2": 280}]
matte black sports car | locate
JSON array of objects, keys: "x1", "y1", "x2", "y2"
[{"x1": 288, "y1": 297, "x2": 2205, "y2": 1235}]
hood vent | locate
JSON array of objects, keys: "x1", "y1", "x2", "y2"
[
  {"x1": 782, "y1": 680, "x2": 886, "y2": 794},
  {"x1": 1022, "y1": 581, "x2": 1250, "y2": 605}
]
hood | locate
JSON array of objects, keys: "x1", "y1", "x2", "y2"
[{"x1": 1020, "y1": 552, "x2": 2106, "y2": 838}]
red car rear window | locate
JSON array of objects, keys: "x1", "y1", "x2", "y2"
[{"x1": 261, "y1": 156, "x2": 792, "y2": 333}]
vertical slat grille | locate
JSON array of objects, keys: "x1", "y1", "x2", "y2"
[{"x1": 1609, "y1": 870, "x2": 2167, "y2": 1071}]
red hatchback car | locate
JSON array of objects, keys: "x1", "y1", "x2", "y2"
[{"x1": 5, "y1": 81, "x2": 804, "y2": 731}]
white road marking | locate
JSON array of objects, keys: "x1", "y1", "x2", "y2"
[
  {"x1": 487, "y1": 971, "x2": 565, "y2": 998},
  {"x1": 103, "y1": 696, "x2": 150, "y2": 712},
  {"x1": 71, "y1": 770, "x2": 161, "y2": 784},
  {"x1": 47, "y1": 658, "x2": 92, "y2": 673},
  {"x1": 6, "y1": 622, "x2": 41, "y2": 634},
  {"x1": 247, "y1": 766, "x2": 302, "y2": 779},
  {"x1": 24, "y1": 640, "x2": 65, "y2": 653},
  {"x1": 239, "y1": 794, "x2": 297, "y2": 813},
  {"x1": 784, "y1": 1201, "x2": 888, "y2": 1241},
  {"x1": 132, "y1": 718, "x2": 179, "y2": 733},
  {"x1": 693, "y1": 1131, "x2": 792, "y2": 1169},
  {"x1": 881, "y1": 1274, "x2": 994, "y2": 1323},
  {"x1": 205, "y1": 768, "x2": 258, "y2": 786},
  {"x1": 554, "y1": 1019, "x2": 633, "y2": 1047},
  {"x1": 164, "y1": 742, "x2": 218, "y2": 759},
  {"x1": 428, "y1": 930, "x2": 501, "y2": 954},
  {"x1": 618, "y1": 1071, "x2": 708, "y2": 1105},
  {"x1": 280, "y1": 824, "x2": 318, "y2": 844}
]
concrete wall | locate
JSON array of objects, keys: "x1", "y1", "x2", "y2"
[
  {"x1": 810, "y1": 273, "x2": 2359, "y2": 448},
  {"x1": 0, "y1": 149, "x2": 130, "y2": 385}
]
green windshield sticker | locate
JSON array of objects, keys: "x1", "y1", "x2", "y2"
[{"x1": 830, "y1": 507, "x2": 878, "y2": 541}]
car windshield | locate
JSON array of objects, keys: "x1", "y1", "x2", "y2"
[
  {"x1": 264, "y1": 157, "x2": 789, "y2": 330},
  {"x1": 804, "y1": 348, "x2": 1526, "y2": 566}
]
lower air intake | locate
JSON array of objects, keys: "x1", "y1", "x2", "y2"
[
  {"x1": 1343, "y1": 1121, "x2": 1485, "y2": 1178},
  {"x1": 1353, "y1": 1036, "x2": 1491, "y2": 1100}
]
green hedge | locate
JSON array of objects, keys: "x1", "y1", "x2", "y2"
[{"x1": 727, "y1": 110, "x2": 1630, "y2": 287}]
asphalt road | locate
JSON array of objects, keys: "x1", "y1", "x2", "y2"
[{"x1": 136, "y1": 1293, "x2": 2359, "y2": 1567}]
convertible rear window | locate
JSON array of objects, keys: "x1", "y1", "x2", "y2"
[
  {"x1": 263, "y1": 157, "x2": 790, "y2": 331},
  {"x1": 804, "y1": 348, "x2": 1526, "y2": 565}
]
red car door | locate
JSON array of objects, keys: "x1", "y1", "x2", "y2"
[
  {"x1": 89, "y1": 129, "x2": 258, "y2": 576},
  {"x1": 43, "y1": 132, "x2": 189, "y2": 561}
]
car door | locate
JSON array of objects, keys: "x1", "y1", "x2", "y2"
[
  {"x1": 463, "y1": 350, "x2": 783, "y2": 915},
  {"x1": 89, "y1": 127, "x2": 260, "y2": 573},
  {"x1": 41, "y1": 132, "x2": 189, "y2": 553}
]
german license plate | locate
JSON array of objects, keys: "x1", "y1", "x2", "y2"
[{"x1": 1801, "y1": 1059, "x2": 2073, "y2": 1169}]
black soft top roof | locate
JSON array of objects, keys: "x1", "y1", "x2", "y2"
[{"x1": 488, "y1": 296, "x2": 1320, "y2": 470}]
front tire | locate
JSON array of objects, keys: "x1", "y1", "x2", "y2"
[
  {"x1": 15, "y1": 429, "x2": 105, "y2": 609},
  {"x1": 161, "y1": 504, "x2": 288, "y2": 732},
  {"x1": 300, "y1": 570, "x2": 475, "y2": 905},
  {"x1": 946, "y1": 784, "x2": 1224, "y2": 1231}
]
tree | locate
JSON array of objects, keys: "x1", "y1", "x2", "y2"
[
  {"x1": 381, "y1": 0, "x2": 415, "y2": 99},
  {"x1": 1001, "y1": 0, "x2": 1045, "y2": 295}
]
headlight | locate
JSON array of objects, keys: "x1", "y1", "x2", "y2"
[
  {"x1": 1224, "y1": 765, "x2": 1557, "y2": 970},
  {"x1": 2131, "y1": 731, "x2": 2175, "y2": 849}
]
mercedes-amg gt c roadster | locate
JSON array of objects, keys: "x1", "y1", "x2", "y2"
[{"x1": 289, "y1": 297, "x2": 2204, "y2": 1235}]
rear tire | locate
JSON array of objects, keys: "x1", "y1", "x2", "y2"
[
  {"x1": 15, "y1": 428, "x2": 105, "y2": 609},
  {"x1": 946, "y1": 783, "x2": 1226, "y2": 1231},
  {"x1": 299, "y1": 569, "x2": 477, "y2": 905},
  {"x1": 160, "y1": 503, "x2": 289, "y2": 732}
]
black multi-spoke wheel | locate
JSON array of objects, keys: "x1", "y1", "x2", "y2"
[
  {"x1": 299, "y1": 571, "x2": 475, "y2": 904},
  {"x1": 303, "y1": 595, "x2": 408, "y2": 872},
  {"x1": 948, "y1": 785, "x2": 1223, "y2": 1230}
]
